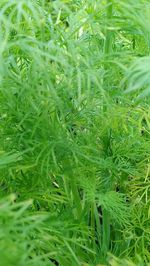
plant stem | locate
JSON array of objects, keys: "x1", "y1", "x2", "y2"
[
  {"x1": 91, "y1": 202, "x2": 96, "y2": 250},
  {"x1": 102, "y1": 0, "x2": 112, "y2": 241},
  {"x1": 94, "y1": 204, "x2": 102, "y2": 248},
  {"x1": 71, "y1": 175, "x2": 82, "y2": 219},
  {"x1": 104, "y1": 0, "x2": 113, "y2": 55},
  {"x1": 101, "y1": 208, "x2": 110, "y2": 257}
]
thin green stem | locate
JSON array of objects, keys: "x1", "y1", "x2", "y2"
[
  {"x1": 101, "y1": 208, "x2": 110, "y2": 257},
  {"x1": 104, "y1": 0, "x2": 113, "y2": 55},
  {"x1": 94, "y1": 204, "x2": 102, "y2": 248},
  {"x1": 90, "y1": 202, "x2": 96, "y2": 250},
  {"x1": 71, "y1": 175, "x2": 82, "y2": 219}
]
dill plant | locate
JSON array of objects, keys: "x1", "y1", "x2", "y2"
[{"x1": 0, "y1": 0, "x2": 150, "y2": 265}]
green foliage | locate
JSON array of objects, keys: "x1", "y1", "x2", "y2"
[
  {"x1": 0, "y1": 0, "x2": 150, "y2": 265},
  {"x1": 0, "y1": 194, "x2": 49, "y2": 266}
]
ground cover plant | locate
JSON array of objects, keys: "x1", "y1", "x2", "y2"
[{"x1": 0, "y1": 0, "x2": 150, "y2": 265}]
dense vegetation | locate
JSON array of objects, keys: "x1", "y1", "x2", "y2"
[{"x1": 0, "y1": 0, "x2": 150, "y2": 265}]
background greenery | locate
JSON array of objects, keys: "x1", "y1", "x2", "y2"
[{"x1": 0, "y1": 0, "x2": 150, "y2": 265}]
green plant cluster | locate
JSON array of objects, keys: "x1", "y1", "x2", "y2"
[{"x1": 0, "y1": 0, "x2": 150, "y2": 265}]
